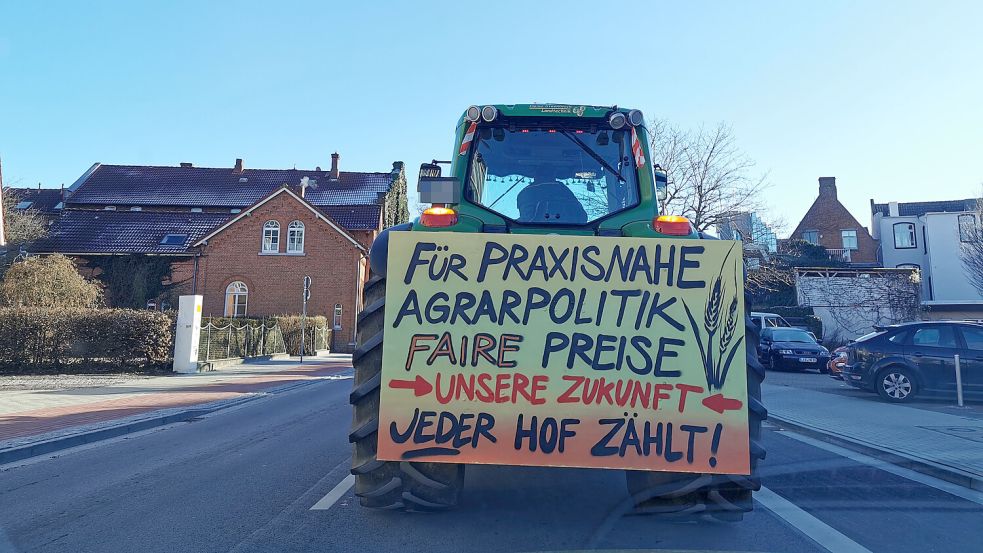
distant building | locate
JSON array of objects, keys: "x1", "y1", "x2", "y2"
[
  {"x1": 790, "y1": 177, "x2": 878, "y2": 265},
  {"x1": 32, "y1": 155, "x2": 409, "y2": 351},
  {"x1": 870, "y1": 197, "x2": 982, "y2": 319},
  {"x1": 716, "y1": 211, "x2": 777, "y2": 253},
  {"x1": 4, "y1": 185, "x2": 65, "y2": 230}
]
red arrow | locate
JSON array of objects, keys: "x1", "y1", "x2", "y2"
[
  {"x1": 702, "y1": 393, "x2": 743, "y2": 414},
  {"x1": 388, "y1": 375, "x2": 433, "y2": 397}
]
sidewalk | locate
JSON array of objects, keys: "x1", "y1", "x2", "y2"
[
  {"x1": 764, "y1": 382, "x2": 983, "y2": 490},
  {"x1": 0, "y1": 354, "x2": 352, "y2": 462}
]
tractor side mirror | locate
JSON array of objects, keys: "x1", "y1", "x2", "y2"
[{"x1": 654, "y1": 166, "x2": 668, "y2": 202}]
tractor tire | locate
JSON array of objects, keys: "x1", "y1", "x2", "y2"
[
  {"x1": 625, "y1": 294, "x2": 767, "y2": 521},
  {"x1": 349, "y1": 274, "x2": 465, "y2": 511}
]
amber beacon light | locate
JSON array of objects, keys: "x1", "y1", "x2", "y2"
[
  {"x1": 654, "y1": 215, "x2": 692, "y2": 236},
  {"x1": 421, "y1": 207, "x2": 458, "y2": 228}
]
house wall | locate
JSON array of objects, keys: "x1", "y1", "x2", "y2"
[
  {"x1": 925, "y1": 212, "x2": 983, "y2": 303},
  {"x1": 196, "y1": 192, "x2": 366, "y2": 351},
  {"x1": 874, "y1": 213, "x2": 929, "y2": 297},
  {"x1": 790, "y1": 178, "x2": 878, "y2": 263},
  {"x1": 796, "y1": 269, "x2": 920, "y2": 340}
]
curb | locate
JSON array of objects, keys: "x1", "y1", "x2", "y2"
[
  {"x1": 0, "y1": 377, "x2": 329, "y2": 466},
  {"x1": 769, "y1": 413, "x2": 983, "y2": 492}
]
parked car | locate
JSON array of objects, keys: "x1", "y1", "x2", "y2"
[
  {"x1": 841, "y1": 321, "x2": 983, "y2": 403},
  {"x1": 758, "y1": 327, "x2": 831, "y2": 372},
  {"x1": 750, "y1": 312, "x2": 792, "y2": 329},
  {"x1": 827, "y1": 346, "x2": 848, "y2": 378}
]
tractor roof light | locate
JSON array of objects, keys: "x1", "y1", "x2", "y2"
[
  {"x1": 608, "y1": 112, "x2": 627, "y2": 129},
  {"x1": 628, "y1": 109, "x2": 644, "y2": 126},
  {"x1": 421, "y1": 206, "x2": 458, "y2": 228},
  {"x1": 654, "y1": 215, "x2": 693, "y2": 236},
  {"x1": 465, "y1": 105, "x2": 481, "y2": 122},
  {"x1": 481, "y1": 105, "x2": 498, "y2": 122}
]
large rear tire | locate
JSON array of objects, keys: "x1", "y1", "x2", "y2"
[
  {"x1": 349, "y1": 274, "x2": 465, "y2": 510},
  {"x1": 625, "y1": 298, "x2": 767, "y2": 521}
]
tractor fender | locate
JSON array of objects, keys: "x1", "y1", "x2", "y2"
[{"x1": 369, "y1": 222, "x2": 413, "y2": 277}]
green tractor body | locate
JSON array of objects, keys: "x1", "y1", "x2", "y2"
[{"x1": 350, "y1": 104, "x2": 765, "y2": 519}]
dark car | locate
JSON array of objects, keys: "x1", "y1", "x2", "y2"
[
  {"x1": 758, "y1": 327, "x2": 831, "y2": 372},
  {"x1": 841, "y1": 321, "x2": 983, "y2": 402}
]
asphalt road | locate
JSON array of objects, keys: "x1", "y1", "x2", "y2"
[
  {"x1": 2, "y1": 371, "x2": 981, "y2": 553},
  {"x1": 765, "y1": 368, "x2": 983, "y2": 419}
]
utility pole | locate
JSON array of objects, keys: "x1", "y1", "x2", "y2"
[{"x1": 300, "y1": 275, "x2": 312, "y2": 362}]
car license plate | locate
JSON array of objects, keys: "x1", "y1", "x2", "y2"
[{"x1": 799, "y1": 357, "x2": 817, "y2": 363}]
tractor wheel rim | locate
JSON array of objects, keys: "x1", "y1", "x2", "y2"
[{"x1": 883, "y1": 373, "x2": 911, "y2": 399}]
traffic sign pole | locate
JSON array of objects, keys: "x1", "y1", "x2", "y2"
[{"x1": 301, "y1": 276, "x2": 312, "y2": 362}]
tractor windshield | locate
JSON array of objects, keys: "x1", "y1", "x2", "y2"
[{"x1": 465, "y1": 127, "x2": 640, "y2": 225}]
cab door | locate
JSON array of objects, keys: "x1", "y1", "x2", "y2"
[{"x1": 906, "y1": 325, "x2": 961, "y2": 393}]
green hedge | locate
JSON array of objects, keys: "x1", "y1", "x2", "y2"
[
  {"x1": 0, "y1": 307, "x2": 173, "y2": 373},
  {"x1": 274, "y1": 315, "x2": 330, "y2": 355}
]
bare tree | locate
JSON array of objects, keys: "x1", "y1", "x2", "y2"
[
  {"x1": 649, "y1": 120, "x2": 768, "y2": 231},
  {"x1": 960, "y1": 198, "x2": 983, "y2": 296},
  {"x1": 1, "y1": 189, "x2": 47, "y2": 246}
]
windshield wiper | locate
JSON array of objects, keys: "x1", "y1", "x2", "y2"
[
  {"x1": 487, "y1": 176, "x2": 526, "y2": 210},
  {"x1": 560, "y1": 131, "x2": 625, "y2": 183}
]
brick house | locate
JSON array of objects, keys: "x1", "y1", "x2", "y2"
[
  {"x1": 789, "y1": 177, "x2": 878, "y2": 265},
  {"x1": 32, "y1": 155, "x2": 408, "y2": 351}
]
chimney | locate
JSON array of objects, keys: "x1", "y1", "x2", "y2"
[
  {"x1": 330, "y1": 152, "x2": 340, "y2": 179},
  {"x1": 300, "y1": 176, "x2": 309, "y2": 198},
  {"x1": 180, "y1": 162, "x2": 193, "y2": 168},
  {"x1": 888, "y1": 201, "x2": 900, "y2": 217},
  {"x1": 233, "y1": 158, "x2": 244, "y2": 174},
  {"x1": 818, "y1": 177, "x2": 837, "y2": 199}
]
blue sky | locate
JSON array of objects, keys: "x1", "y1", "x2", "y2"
[{"x1": 1, "y1": 1, "x2": 981, "y2": 234}]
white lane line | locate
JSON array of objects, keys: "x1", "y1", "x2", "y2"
[
  {"x1": 776, "y1": 427, "x2": 983, "y2": 506},
  {"x1": 756, "y1": 486, "x2": 873, "y2": 553},
  {"x1": 310, "y1": 474, "x2": 355, "y2": 510}
]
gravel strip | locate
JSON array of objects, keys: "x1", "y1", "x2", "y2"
[{"x1": 0, "y1": 374, "x2": 159, "y2": 392}]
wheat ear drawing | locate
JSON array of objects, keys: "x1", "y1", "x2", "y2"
[{"x1": 716, "y1": 296, "x2": 739, "y2": 386}]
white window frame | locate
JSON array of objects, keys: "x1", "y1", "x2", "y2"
[
  {"x1": 893, "y1": 222, "x2": 916, "y2": 249},
  {"x1": 333, "y1": 303, "x2": 343, "y2": 330},
  {"x1": 262, "y1": 220, "x2": 280, "y2": 253},
  {"x1": 287, "y1": 220, "x2": 305, "y2": 254},
  {"x1": 840, "y1": 229, "x2": 858, "y2": 250},
  {"x1": 801, "y1": 230, "x2": 819, "y2": 245},
  {"x1": 224, "y1": 281, "x2": 248, "y2": 317}
]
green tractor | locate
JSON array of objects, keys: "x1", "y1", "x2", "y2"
[{"x1": 350, "y1": 104, "x2": 765, "y2": 519}]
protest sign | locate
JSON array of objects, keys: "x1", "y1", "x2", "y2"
[{"x1": 375, "y1": 231, "x2": 750, "y2": 475}]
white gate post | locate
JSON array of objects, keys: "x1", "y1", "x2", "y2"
[{"x1": 173, "y1": 295, "x2": 203, "y2": 374}]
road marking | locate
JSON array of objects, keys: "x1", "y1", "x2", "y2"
[
  {"x1": 776, "y1": 427, "x2": 983, "y2": 506},
  {"x1": 310, "y1": 474, "x2": 355, "y2": 510},
  {"x1": 756, "y1": 486, "x2": 873, "y2": 553}
]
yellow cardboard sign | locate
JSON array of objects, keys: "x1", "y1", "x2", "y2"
[{"x1": 376, "y1": 231, "x2": 749, "y2": 475}]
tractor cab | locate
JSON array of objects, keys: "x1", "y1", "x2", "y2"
[{"x1": 416, "y1": 104, "x2": 692, "y2": 238}]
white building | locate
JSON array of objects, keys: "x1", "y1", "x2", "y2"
[{"x1": 870, "y1": 198, "x2": 983, "y2": 318}]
